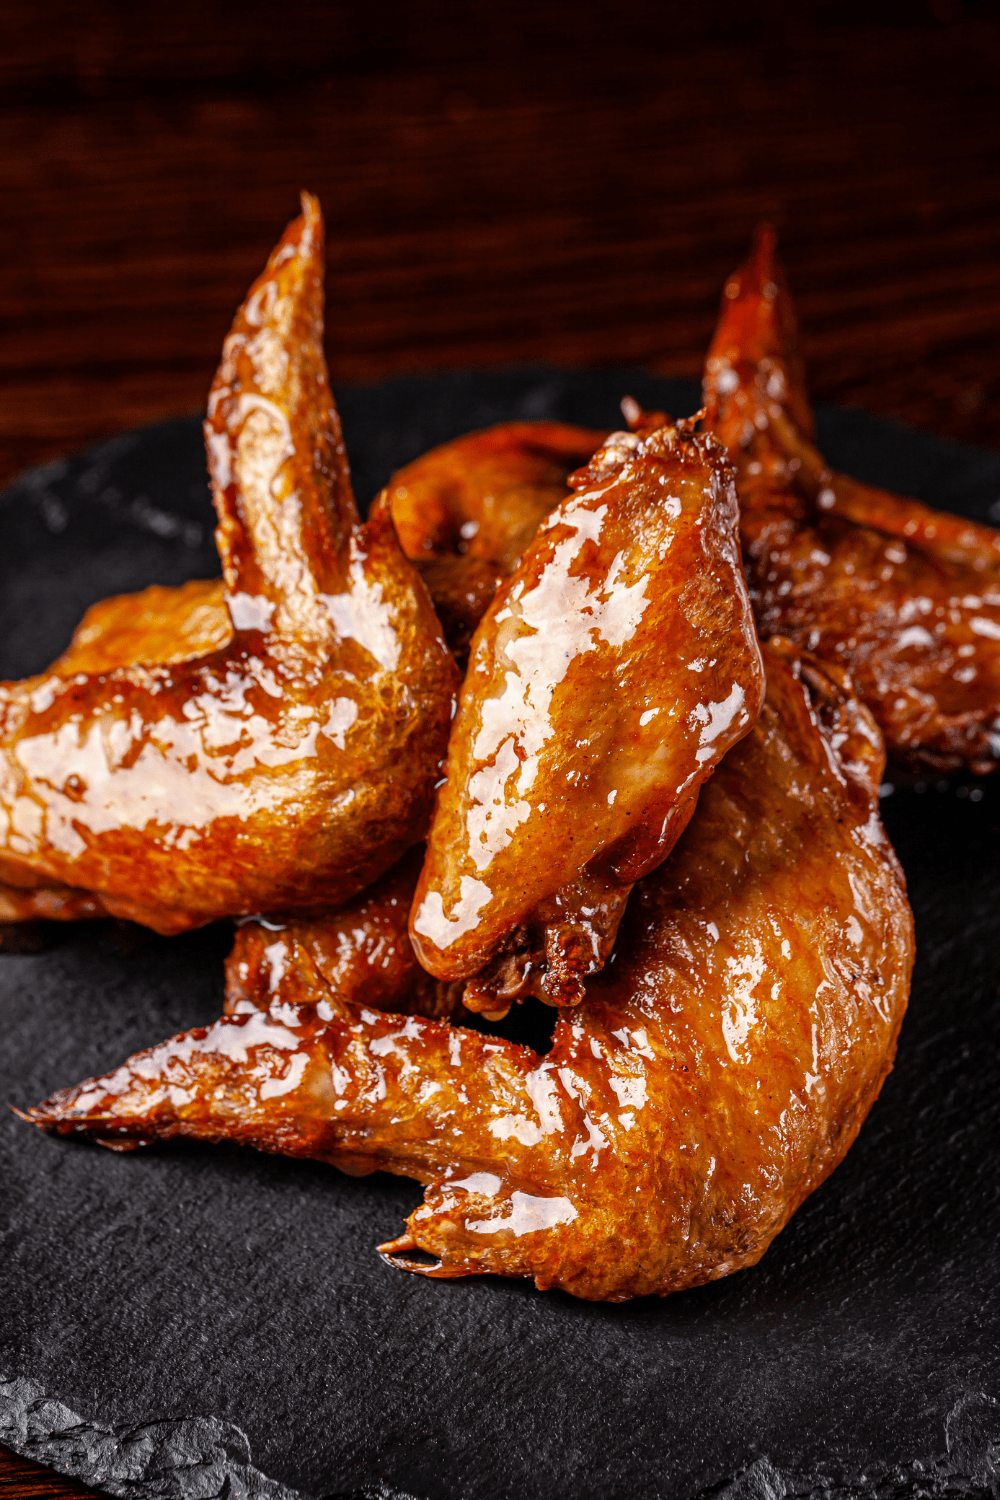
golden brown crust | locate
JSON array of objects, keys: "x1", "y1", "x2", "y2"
[
  {"x1": 0, "y1": 195, "x2": 458, "y2": 933},
  {"x1": 705, "y1": 225, "x2": 1000, "y2": 773},
  {"x1": 409, "y1": 419, "x2": 765, "y2": 1007},
  {"x1": 22, "y1": 640, "x2": 912, "y2": 1301}
]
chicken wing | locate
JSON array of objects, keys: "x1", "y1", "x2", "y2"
[
  {"x1": 37, "y1": 422, "x2": 603, "y2": 689},
  {"x1": 0, "y1": 195, "x2": 458, "y2": 934},
  {"x1": 49, "y1": 579, "x2": 232, "y2": 677},
  {"x1": 409, "y1": 419, "x2": 764, "y2": 1014},
  {"x1": 378, "y1": 421, "x2": 606, "y2": 665},
  {"x1": 704, "y1": 225, "x2": 1000, "y2": 773},
  {"x1": 24, "y1": 639, "x2": 913, "y2": 1301},
  {"x1": 224, "y1": 846, "x2": 461, "y2": 1023}
]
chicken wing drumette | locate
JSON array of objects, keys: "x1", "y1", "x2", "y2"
[
  {"x1": 704, "y1": 225, "x2": 1000, "y2": 773},
  {"x1": 0, "y1": 195, "x2": 458, "y2": 932},
  {"x1": 384, "y1": 421, "x2": 606, "y2": 661},
  {"x1": 24, "y1": 639, "x2": 913, "y2": 1301},
  {"x1": 409, "y1": 419, "x2": 764, "y2": 1014}
]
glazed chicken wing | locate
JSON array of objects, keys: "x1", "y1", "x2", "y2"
[
  {"x1": 24, "y1": 640, "x2": 913, "y2": 1301},
  {"x1": 383, "y1": 421, "x2": 607, "y2": 664},
  {"x1": 409, "y1": 419, "x2": 764, "y2": 1013},
  {"x1": 0, "y1": 196, "x2": 458, "y2": 933},
  {"x1": 40, "y1": 421, "x2": 606, "y2": 689},
  {"x1": 704, "y1": 225, "x2": 1000, "y2": 773},
  {"x1": 386, "y1": 421, "x2": 608, "y2": 574},
  {"x1": 224, "y1": 846, "x2": 461, "y2": 1023}
]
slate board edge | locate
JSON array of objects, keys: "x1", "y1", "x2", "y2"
[
  {"x1": 0, "y1": 1372, "x2": 417, "y2": 1500},
  {"x1": 4, "y1": 1374, "x2": 1000, "y2": 1500}
]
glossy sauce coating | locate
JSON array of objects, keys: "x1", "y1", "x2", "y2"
[
  {"x1": 387, "y1": 422, "x2": 608, "y2": 576},
  {"x1": 385, "y1": 422, "x2": 608, "y2": 666},
  {"x1": 409, "y1": 419, "x2": 764, "y2": 1010},
  {"x1": 0, "y1": 195, "x2": 458, "y2": 932},
  {"x1": 25, "y1": 641, "x2": 913, "y2": 1301},
  {"x1": 225, "y1": 846, "x2": 461, "y2": 1023},
  {"x1": 705, "y1": 225, "x2": 1000, "y2": 773},
  {"x1": 51, "y1": 579, "x2": 233, "y2": 676}
]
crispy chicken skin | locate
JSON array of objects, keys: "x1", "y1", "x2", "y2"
[
  {"x1": 387, "y1": 422, "x2": 608, "y2": 576},
  {"x1": 24, "y1": 641, "x2": 914, "y2": 1302},
  {"x1": 380, "y1": 422, "x2": 607, "y2": 665},
  {"x1": 704, "y1": 225, "x2": 1000, "y2": 774},
  {"x1": 409, "y1": 419, "x2": 764, "y2": 1014},
  {"x1": 225, "y1": 846, "x2": 461, "y2": 1023},
  {"x1": 0, "y1": 196, "x2": 458, "y2": 933}
]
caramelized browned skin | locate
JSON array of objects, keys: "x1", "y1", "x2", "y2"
[
  {"x1": 24, "y1": 641, "x2": 913, "y2": 1302},
  {"x1": 409, "y1": 420, "x2": 764, "y2": 1013},
  {"x1": 51, "y1": 579, "x2": 232, "y2": 676},
  {"x1": 382, "y1": 422, "x2": 608, "y2": 664},
  {"x1": 704, "y1": 226, "x2": 1000, "y2": 773},
  {"x1": 0, "y1": 196, "x2": 458, "y2": 933},
  {"x1": 387, "y1": 421, "x2": 608, "y2": 575},
  {"x1": 225, "y1": 847, "x2": 461, "y2": 1023}
]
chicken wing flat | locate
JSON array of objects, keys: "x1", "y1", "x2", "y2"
[
  {"x1": 0, "y1": 195, "x2": 458, "y2": 933},
  {"x1": 24, "y1": 640, "x2": 913, "y2": 1301},
  {"x1": 409, "y1": 419, "x2": 764, "y2": 1014},
  {"x1": 704, "y1": 225, "x2": 1000, "y2": 773}
]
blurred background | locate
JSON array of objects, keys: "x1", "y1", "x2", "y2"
[{"x1": 3, "y1": 0, "x2": 1000, "y2": 500}]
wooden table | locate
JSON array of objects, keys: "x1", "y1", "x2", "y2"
[{"x1": 3, "y1": 1, "x2": 1000, "y2": 1494}]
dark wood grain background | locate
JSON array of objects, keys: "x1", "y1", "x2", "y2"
[{"x1": 3, "y1": 1, "x2": 1000, "y2": 1494}]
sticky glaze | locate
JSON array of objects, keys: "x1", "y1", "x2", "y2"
[
  {"x1": 26, "y1": 642, "x2": 914, "y2": 1301},
  {"x1": 0, "y1": 195, "x2": 458, "y2": 932},
  {"x1": 409, "y1": 419, "x2": 764, "y2": 1007},
  {"x1": 704, "y1": 225, "x2": 1000, "y2": 774}
]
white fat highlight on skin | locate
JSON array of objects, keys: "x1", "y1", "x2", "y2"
[
  {"x1": 465, "y1": 1192, "x2": 578, "y2": 1236},
  {"x1": 721, "y1": 941, "x2": 767, "y2": 1063},
  {"x1": 322, "y1": 697, "x2": 359, "y2": 750},
  {"x1": 412, "y1": 876, "x2": 493, "y2": 949},
  {"x1": 609, "y1": 1076, "x2": 648, "y2": 1111},
  {"x1": 451, "y1": 1172, "x2": 503, "y2": 1196},
  {"x1": 321, "y1": 554, "x2": 401, "y2": 672},
  {"x1": 970, "y1": 616, "x2": 1000, "y2": 641},
  {"x1": 689, "y1": 683, "x2": 747, "y2": 765},
  {"x1": 227, "y1": 592, "x2": 276, "y2": 632},
  {"x1": 894, "y1": 626, "x2": 935, "y2": 650},
  {"x1": 489, "y1": 1114, "x2": 543, "y2": 1146},
  {"x1": 259, "y1": 1051, "x2": 309, "y2": 1099},
  {"x1": 464, "y1": 500, "x2": 650, "y2": 873},
  {"x1": 263, "y1": 940, "x2": 288, "y2": 992}
]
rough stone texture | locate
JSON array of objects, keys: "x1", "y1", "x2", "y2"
[{"x1": 1, "y1": 373, "x2": 999, "y2": 1500}]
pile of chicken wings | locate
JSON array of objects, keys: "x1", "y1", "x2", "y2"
[{"x1": 8, "y1": 192, "x2": 996, "y2": 1300}]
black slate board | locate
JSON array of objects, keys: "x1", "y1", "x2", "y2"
[{"x1": 3, "y1": 370, "x2": 1000, "y2": 1500}]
